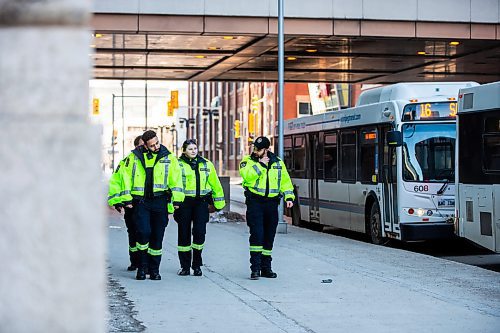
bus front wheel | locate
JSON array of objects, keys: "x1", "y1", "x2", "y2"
[{"x1": 369, "y1": 202, "x2": 386, "y2": 245}]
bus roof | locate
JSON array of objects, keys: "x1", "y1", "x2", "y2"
[
  {"x1": 458, "y1": 81, "x2": 500, "y2": 113},
  {"x1": 284, "y1": 82, "x2": 478, "y2": 135},
  {"x1": 357, "y1": 82, "x2": 478, "y2": 106}
]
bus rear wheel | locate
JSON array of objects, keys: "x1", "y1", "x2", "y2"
[{"x1": 369, "y1": 202, "x2": 386, "y2": 245}]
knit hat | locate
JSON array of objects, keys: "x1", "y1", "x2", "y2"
[{"x1": 253, "y1": 136, "x2": 270, "y2": 150}]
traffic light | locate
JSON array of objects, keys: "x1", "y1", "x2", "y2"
[
  {"x1": 171, "y1": 90, "x2": 179, "y2": 109},
  {"x1": 92, "y1": 98, "x2": 100, "y2": 115},
  {"x1": 234, "y1": 120, "x2": 241, "y2": 139},
  {"x1": 112, "y1": 129, "x2": 118, "y2": 145},
  {"x1": 251, "y1": 96, "x2": 259, "y2": 112},
  {"x1": 248, "y1": 113, "x2": 255, "y2": 135},
  {"x1": 167, "y1": 101, "x2": 174, "y2": 117}
]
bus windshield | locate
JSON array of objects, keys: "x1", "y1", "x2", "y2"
[{"x1": 402, "y1": 123, "x2": 456, "y2": 183}]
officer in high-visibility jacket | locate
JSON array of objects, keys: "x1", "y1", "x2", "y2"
[
  {"x1": 108, "y1": 135, "x2": 144, "y2": 272},
  {"x1": 119, "y1": 130, "x2": 184, "y2": 280},
  {"x1": 239, "y1": 136, "x2": 295, "y2": 280},
  {"x1": 174, "y1": 139, "x2": 226, "y2": 276}
]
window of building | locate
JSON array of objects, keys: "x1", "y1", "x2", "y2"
[
  {"x1": 298, "y1": 102, "x2": 312, "y2": 117},
  {"x1": 340, "y1": 130, "x2": 356, "y2": 182}
]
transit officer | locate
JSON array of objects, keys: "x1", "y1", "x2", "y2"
[
  {"x1": 118, "y1": 130, "x2": 184, "y2": 280},
  {"x1": 108, "y1": 135, "x2": 144, "y2": 271},
  {"x1": 174, "y1": 139, "x2": 226, "y2": 276},
  {"x1": 239, "y1": 136, "x2": 295, "y2": 280}
]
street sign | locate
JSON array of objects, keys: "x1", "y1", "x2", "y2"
[
  {"x1": 171, "y1": 90, "x2": 179, "y2": 109},
  {"x1": 92, "y1": 98, "x2": 100, "y2": 115}
]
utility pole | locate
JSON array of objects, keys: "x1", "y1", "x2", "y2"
[{"x1": 277, "y1": 0, "x2": 287, "y2": 234}]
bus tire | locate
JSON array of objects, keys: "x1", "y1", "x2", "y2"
[{"x1": 369, "y1": 202, "x2": 386, "y2": 245}]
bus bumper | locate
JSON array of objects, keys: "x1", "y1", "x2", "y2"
[{"x1": 400, "y1": 222, "x2": 455, "y2": 241}]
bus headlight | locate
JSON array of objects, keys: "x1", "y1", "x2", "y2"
[{"x1": 416, "y1": 208, "x2": 425, "y2": 217}]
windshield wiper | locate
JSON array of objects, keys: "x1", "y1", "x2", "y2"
[{"x1": 437, "y1": 179, "x2": 449, "y2": 195}]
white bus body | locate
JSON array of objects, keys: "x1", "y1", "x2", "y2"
[
  {"x1": 284, "y1": 82, "x2": 478, "y2": 243},
  {"x1": 456, "y1": 81, "x2": 500, "y2": 252}
]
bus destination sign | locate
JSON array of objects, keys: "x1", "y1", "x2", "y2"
[{"x1": 402, "y1": 102, "x2": 458, "y2": 121}]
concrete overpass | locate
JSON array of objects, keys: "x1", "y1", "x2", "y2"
[{"x1": 92, "y1": 0, "x2": 500, "y2": 83}]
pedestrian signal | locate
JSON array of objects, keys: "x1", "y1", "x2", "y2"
[
  {"x1": 92, "y1": 98, "x2": 100, "y2": 115},
  {"x1": 171, "y1": 90, "x2": 179, "y2": 109},
  {"x1": 234, "y1": 120, "x2": 241, "y2": 139},
  {"x1": 167, "y1": 101, "x2": 174, "y2": 117}
]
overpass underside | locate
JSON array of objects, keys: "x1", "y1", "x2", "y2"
[{"x1": 92, "y1": 15, "x2": 500, "y2": 83}]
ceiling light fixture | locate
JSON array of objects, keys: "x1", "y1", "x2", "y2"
[
  {"x1": 305, "y1": 49, "x2": 317, "y2": 53},
  {"x1": 223, "y1": 36, "x2": 234, "y2": 40},
  {"x1": 417, "y1": 51, "x2": 426, "y2": 55},
  {"x1": 94, "y1": 33, "x2": 103, "y2": 38},
  {"x1": 195, "y1": 55, "x2": 206, "y2": 59},
  {"x1": 449, "y1": 41, "x2": 460, "y2": 46},
  {"x1": 287, "y1": 56, "x2": 297, "y2": 60}
]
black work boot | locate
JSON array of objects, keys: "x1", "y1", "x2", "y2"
[
  {"x1": 177, "y1": 268, "x2": 190, "y2": 276},
  {"x1": 250, "y1": 271, "x2": 260, "y2": 280},
  {"x1": 136, "y1": 269, "x2": 146, "y2": 280},
  {"x1": 193, "y1": 268, "x2": 202, "y2": 276},
  {"x1": 127, "y1": 264, "x2": 138, "y2": 271},
  {"x1": 149, "y1": 272, "x2": 161, "y2": 280},
  {"x1": 260, "y1": 269, "x2": 277, "y2": 278}
]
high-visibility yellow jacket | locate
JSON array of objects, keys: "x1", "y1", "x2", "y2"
[
  {"x1": 107, "y1": 158, "x2": 127, "y2": 206},
  {"x1": 239, "y1": 151, "x2": 295, "y2": 201},
  {"x1": 178, "y1": 155, "x2": 226, "y2": 210},
  {"x1": 118, "y1": 145, "x2": 184, "y2": 212}
]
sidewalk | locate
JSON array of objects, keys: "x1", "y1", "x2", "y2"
[{"x1": 107, "y1": 210, "x2": 500, "y2": 333}]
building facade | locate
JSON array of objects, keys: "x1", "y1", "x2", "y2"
[{"x1": 188, "y1": 81, "x2": 361, "y2": 174}]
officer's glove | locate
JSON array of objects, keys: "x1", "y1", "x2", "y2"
[{"x1": 114, "y1": 204, "x2": 123, "y2": 213}]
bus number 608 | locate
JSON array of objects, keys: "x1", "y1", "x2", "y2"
[{"x1": 414, "y1": 185, "x2": 429, "y2": 192}]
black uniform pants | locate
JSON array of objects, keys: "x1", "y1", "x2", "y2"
[
  {"x1": 133, "y1": 196, "x2": 168, "y2": 273},
  {"x1": 174, "y1": 197, "x2": 209, "y2": 269},
  {"x1": 124, "y1": 207, "x2": 139, "y2": 267},
  {"x1": 245, "y1": 196, "x2": 279, "y2": 272}
]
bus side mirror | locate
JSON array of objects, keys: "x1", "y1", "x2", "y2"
[{"x1": 387, "y1": 131, "x2": 402, "y2": 147}]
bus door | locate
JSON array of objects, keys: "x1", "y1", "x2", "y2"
[
  {"x1": 381, "y1": 127, "x2": 398, "y2": 234},
  {"x1": 308, "y1": 133, "x2": 320, "y2": 223}
]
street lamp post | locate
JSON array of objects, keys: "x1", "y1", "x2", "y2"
[{"x1": 179, "y1": 117, "x2": 196, "y2": 139}]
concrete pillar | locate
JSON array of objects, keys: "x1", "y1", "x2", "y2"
[{"x1": 0, "y1": 1, "x2": 106, "y2": 332}]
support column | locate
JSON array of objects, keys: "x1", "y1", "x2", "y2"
[{"x1": 0, "y1": 1, "x2": 106, "y2": 332}]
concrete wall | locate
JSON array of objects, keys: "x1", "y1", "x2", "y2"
[
  {"x1": 0, "y1": 0, "x2": 106, "y2": 332},
  {"x1": 93, "y1": 0, "x2": 500, "y2": 23}
]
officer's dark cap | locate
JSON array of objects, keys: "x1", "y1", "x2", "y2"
[{"x1": 253, "y1": 136, "x2": 270, "y2": 150}]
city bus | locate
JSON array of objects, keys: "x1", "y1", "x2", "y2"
[
  {"x1": 283, "y1": 82, "x2": 478, "y2": 244},
  {"x1": 456, "y1": 81, "x2": 500, "y2": 252}
]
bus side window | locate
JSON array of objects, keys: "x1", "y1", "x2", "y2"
[
  {"x1": 359, "y1": 128, "x2": 378, "y2": 184},
  {"x1": 292, "y1": 135, "x2": 306, "y2": 179},
  {"x1": 284, "y1": 136, "x2": 293, "y2": 171},
  {"x1": 340, "y1": 130, "x2": 357, "y2": 183},
  {"x1": 324, "y1": 132, "x2": 337, "y2": 182},
  {"x1": 483, "y1": 115, "x2": 500, "y2": 173}
]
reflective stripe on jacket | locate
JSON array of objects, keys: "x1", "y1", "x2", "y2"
[{"x1": 179, "y1": 155, "x2": 226, "y2": 210}]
